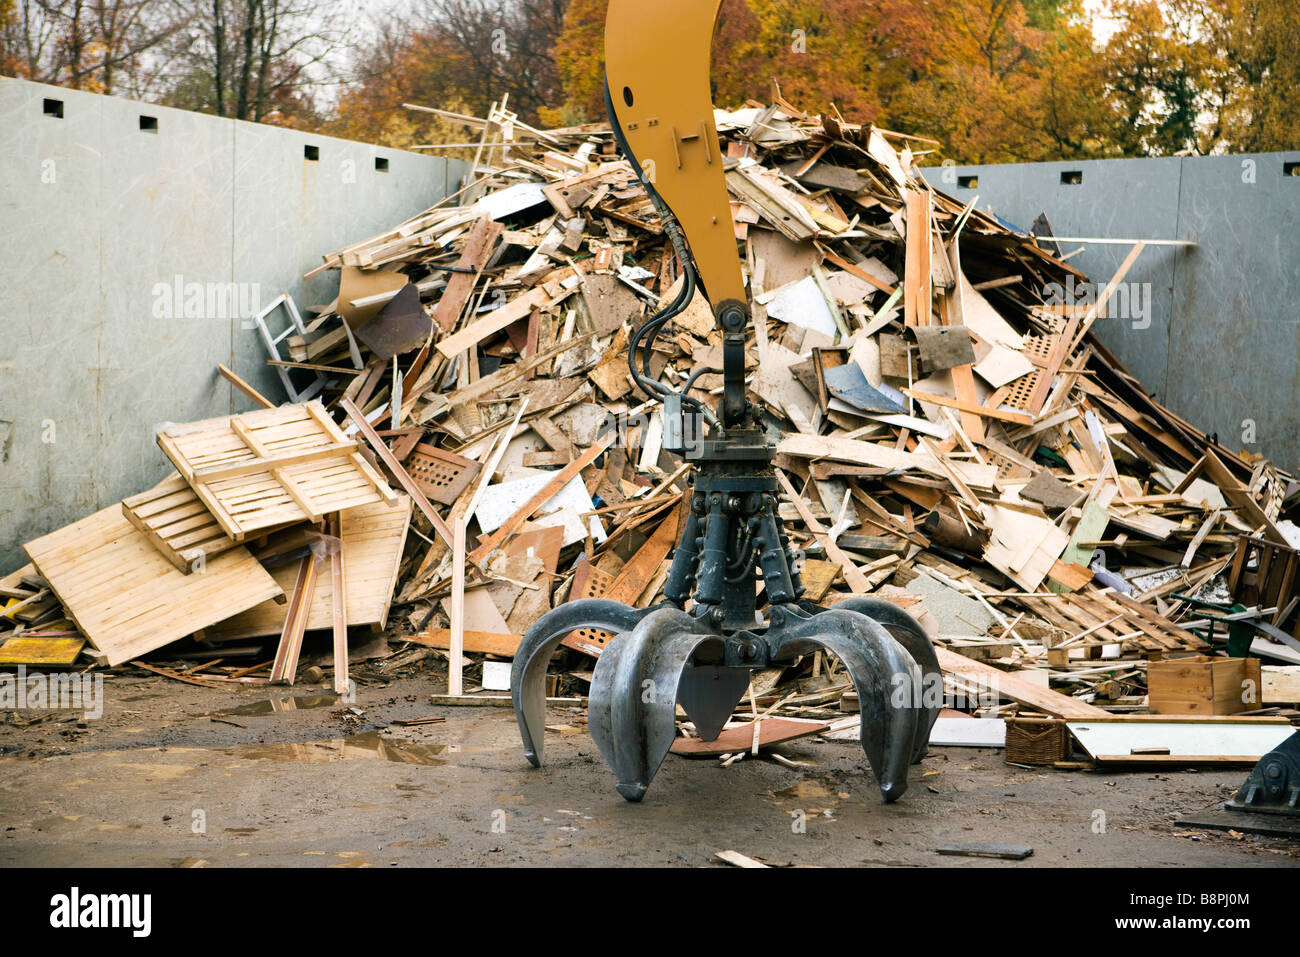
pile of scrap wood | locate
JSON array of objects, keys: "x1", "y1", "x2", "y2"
[{"x1": 6, "y1": 95, "x2": 1300, "y2": 731}]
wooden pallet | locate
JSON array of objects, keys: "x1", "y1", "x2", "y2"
[
  {"x1": 23, "y1": 505, "x2": 283, "y2": 666},
  {"x1": 156, "y1": 402, "x2": 396, "y2": 541},
  {"x1": 204, "y1": 497, "x2": 412, "y2": 641},
  {"x1": 121, "y1": 473, "x2": 246, "y2": 572}
]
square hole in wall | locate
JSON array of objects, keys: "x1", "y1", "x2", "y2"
[
  {"x1": 139, "y1": 115, "x2": 158, "y2": 133},
  {"x1": 375, "y1": 156, "x2": 390, "y2": 172},
  {"x1": 1060, "y1": 170, "x2": 1083, "y2": 185},
  {"x1": 957, "y1": 175, "x2": 978, "y2": 189},
  {"x1": 43, "y1": 98, "x2": 63, "y2": 118},
  {"x1": 1284, "y1": 161, "x2": 1300, "y2": 177},
  {"x1": 304, "y1": 144, "x2": 320, "y2": 161}
]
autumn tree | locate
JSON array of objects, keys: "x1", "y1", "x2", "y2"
[
  {"x1": 0, "y1": 0, "x2": 188, "y2": 94},
  {"x1": 1200, "y1": 0, "x2": 1300, "y2": 152},
  {"x1": 333, "y1": 0, "x2": 568, "y2": 145},
  {"x1": 151, "y1": 0, "x2": 350, "y2": 124}
]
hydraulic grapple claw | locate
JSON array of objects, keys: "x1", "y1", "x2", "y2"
[
  {"x1": 821, "y1": 597, "x2": 942, "y2": 763},
  {"x1": 511, "y1": 598, "x2": 936, "y2": 803},
  {"x1": 588, "y1": 607, "x2": 724, "y2": 800},
  {"x1": 510, "y1": 599, "x2": 654, "y2": 767},
  {"x1": 508, "y1": 0, "x2": 940, "y2": 805},
  {"x1": 765, "y1": 605, "x2": 924, "y2": 802}
]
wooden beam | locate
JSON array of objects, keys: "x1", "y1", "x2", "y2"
[
  {"x1": 449, "y1": 517, "x2": 466, "y2": 696},
  {"x1": 433, "y1": 217, "x2": 504, "y2": 332},
  {"x1": 340, "y1": 397, "x2": 454, "y2": 548},
  {"x1": 903, "y1": 388, "x2": 1034, "y2": 425},
  {"x1": 1029, "y1": 241, "x2": 1145, "y2": 412},
  {"x1": 270, "y1": 552, "x2": 320, "y2": 685},
  {"x1": 328, "y1": 512, "x2": 349, "y2": 695},
  {"x1": 190, "y1": 442, "x2": 357, "y2": 483},
  {"x1": 435, "y1": 286, "x2": 553, "y2": 358},
  {"x1": 902, "y1": 187, "x2": 932, "y2": 327},
  {"x1": 217, "y1": 364, "x2": 275, "y2": 409}
]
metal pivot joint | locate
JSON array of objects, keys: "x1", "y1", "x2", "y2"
[{"x1": 509, "y1": 0, "x2": 942, "y2": 805}]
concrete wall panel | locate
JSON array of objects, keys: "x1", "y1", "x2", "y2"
[{"x1": 0, "y1": 77, "x2": 467, "y2": 573}]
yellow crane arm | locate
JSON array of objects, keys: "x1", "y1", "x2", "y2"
[{"x1": 604, "y1": 0, "x2": 746, "y2": 324}]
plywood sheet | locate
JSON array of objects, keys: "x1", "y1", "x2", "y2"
[
  {"x1": 0, "y1": 636, "x2": 86, "y2": 667},
  {"x1": 157, "y1": 402, "x2": 395, "y2": 541},
  {"x1": 205, "y1": 497, "x2": 412, "y2": 640},
  {"x1": 671, "y1": 718, "x2": 829, "y2": 756},
  {"x1": 24, "y1": 506, "x2": 283, "y2": 666}
]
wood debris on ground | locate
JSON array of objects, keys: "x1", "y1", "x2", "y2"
[{"x1": 4, "y1": 95, "x2": 1300, "y2": 751}]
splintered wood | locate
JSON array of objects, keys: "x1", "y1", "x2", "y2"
[{"x1": 156, "y1": 402, "x2": 396, "y2": 540}]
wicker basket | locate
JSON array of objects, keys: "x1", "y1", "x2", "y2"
[{"x1": 1004, "y1": 714, "x2": 1070, "y2": 765}]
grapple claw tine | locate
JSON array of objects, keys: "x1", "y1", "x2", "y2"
[
  {"x1": 510, "y1": 599, "x2": 652, "y2": 767},
  {"x1": 677, "y1": 664, "x2": 751, "y2": 741},
  {"x1": 829, "y1": 597, "x2": 941, "y2": 763},
  {"x1": 769, "y1": 609, "x2": 923, "y2": 802},
  {"x1": 588, "y1": 607, "x2": 723, "y2": 801}
]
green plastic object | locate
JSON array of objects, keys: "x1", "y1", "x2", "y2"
[{"x1": 1170, "y1": 593, "x2": 1254, "y2": 658}]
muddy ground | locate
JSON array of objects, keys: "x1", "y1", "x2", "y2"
[{"x1": 1, "y1": 665, "x2": 1297, "y2": 868}]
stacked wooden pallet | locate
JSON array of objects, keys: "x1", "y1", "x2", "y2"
[{"x1": 8, "y1": 402, "x2": 409, "y2": 686}]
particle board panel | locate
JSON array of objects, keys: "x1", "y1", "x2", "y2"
[
  {"x1": 156, "y1": 401, "x2": 396, "y2": 541},
  {"x1": 205, "y1": 496, "x2": 412, "y2": 640},
  {"x1": 23, "y1": 506, "x2": 284, "y2": 666}
]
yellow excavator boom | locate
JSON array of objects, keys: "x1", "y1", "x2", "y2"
[{"x1": 604, "y1": 0, "x2": 747, "y2": 317}]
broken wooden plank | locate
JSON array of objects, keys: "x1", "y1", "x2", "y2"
[{"x1": 933, "y1": 647, "x2": 1108, "y2": 719}]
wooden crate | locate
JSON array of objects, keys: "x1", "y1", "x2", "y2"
[
  {"x1": 1004, "y1": 715, "x2": 1070, "y2": 765},
  {"x1": 1227, "y1": 535, "x2": 1300, "y2": 640},
  {"x1": 1147, "y1": 655, "x2": 1262, "y2": 715}
]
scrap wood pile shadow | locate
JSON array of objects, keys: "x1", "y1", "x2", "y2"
[{"x1": 5, "y1": 96, "x2": 1300, "y2": 769}]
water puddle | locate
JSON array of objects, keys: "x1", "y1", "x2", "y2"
[
  {"x1": 211, "y1": 694, "x2": 340, "y2": 717},
  {"x1": 218, "y1": 731, "x2": 450, "y2": 766}
]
